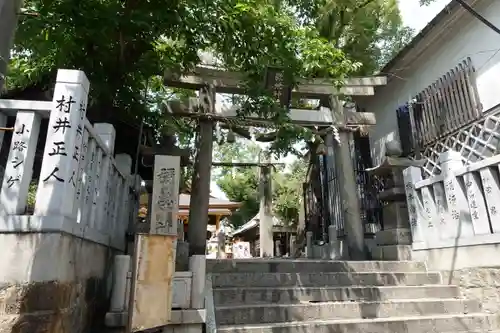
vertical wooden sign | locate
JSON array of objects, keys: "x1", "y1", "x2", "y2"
[{"x1": 129, "y1": 155, "x2": 180, "y2": 332}]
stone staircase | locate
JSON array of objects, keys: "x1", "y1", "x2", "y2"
[{"x1": 207, "y1": 259, "x2": 500, "y2": 333}]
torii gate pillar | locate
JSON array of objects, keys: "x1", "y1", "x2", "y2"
[{"x1": 331, "y1": 97, "x2": 366, "y2": 260}]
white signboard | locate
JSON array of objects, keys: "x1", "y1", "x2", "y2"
[
  {"x1": 206, "y1": 240, "x2": 218, "y2": 259},
  {"x1": 150, "y1": 155, "x2": 181, "y2": 235},
  {"x1": 232, "y1": 242, "x2": 252, "y2": 258}
]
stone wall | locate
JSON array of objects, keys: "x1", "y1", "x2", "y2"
[
  {"x1": 0, "y1": 233, "x2": 117, "y2": 333},
  {"x1": 413, "y1": 242, "x2": 500, "y2": 315},
  {"x1": 441, "y1": 268, "x2": 500, "y2": 314}
]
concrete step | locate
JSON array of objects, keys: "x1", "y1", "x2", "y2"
[
  {"x1": 213, "y1": 285, "x2": 461, "y2": 306},
  {"x1": 207, "y1": 259, "x2": 427, "y2": 273},
  {"x1": 217, "y1": 314, "x2": 499, "y2": 333},
  {"x1": 215, "y1": 299, "x2": 480, "y2": 325},
  {"x1": 211, "y1": 272, "x2": 442, "y2": 288}
]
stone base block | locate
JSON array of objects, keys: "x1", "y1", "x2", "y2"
[
  {"x1": 163, "y1": 323, "x2": 203, "y2": 333},
  {"x1": 106, "y1": 310, "x2": 206, "y2": 329},
  {"x1": 364, "y1": 238, "x2": 377, "y2": 258},
  {"x1": 311, "y1": 241, "x2": 348, "y2": 260},
  {"x1": 105, "y1": 311, "x2": 128, "y2": 327},
  {"x1": 0, "y1": 278, "x2": 106, "y2": 333},
  {"x1": 372, "y1": 245, "x2": 412, "y2": 261},
  {"x1": 312, "y1": 244, "x2": 328, "y2": 259},
  {"x1": 383, "y1": 202, "x2": 410, "y2": 230},
  {"x1": 172, "y1": 272, "x2": 193, "y2": 309},
  {"x1": 375, "y1": 228, "x2": 412, "y2": 246}
]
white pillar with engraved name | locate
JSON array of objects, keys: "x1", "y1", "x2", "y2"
[
  {"x1": 34, "y1": 69, "x2": 89, "y2": 218},
  {"x1": 0, "y1": 111, "x2": 41, "y2": 214}
]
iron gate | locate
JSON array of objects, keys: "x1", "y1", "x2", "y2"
[{"x1": 303, "y1": 133, "x2": 383, "y2": 242}]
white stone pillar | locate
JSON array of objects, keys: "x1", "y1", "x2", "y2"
[
  {"x1": 75, "y1": 129, "x2": 89, "y2": 225},
  {"x1": 305, "y1": 231, "x2": 313, "y2": 259},
  {"x1": 89, "y1": 148, "x2": 103, "y2": 229},
  {"x1": 289, "y1": 235, "x2": 296, "y2": 257},
  {"x1": 402, "y1": 166, "x2": 425, "y2": 244},
  {"x1": 439, "y1": 150, "x2": 463, "y2": 177},
  {"x1": 439, "y1": 150, "x2": 474, "y2": 239},
  {"x1": 480, "y1": 165, "x2": 500, "y2": 234},
  {"x1": 94, "y1": 123, "x2": 116, "y2": 232},
  {"x1": 275, "y1": 240, "x2": 282, "y2": 257},
  {"x1": 189, "y1": 254, "x2": 206, "y2": 309},
  {"x1": 216, "y1": 228, "x2": 225, "y2": 259},
  {"x1": 110, "y1": 254, "x2": 131, "y2": 312},
  {"x1": 0, "y1": 113, "x2": 7, "y2": 187},
  {"x1": 328, "y1": 224, "x2": 338, "y2": 259},
  {"x1": 81, "y1": 138, "x2": 97, "y2": 228},
  {"x1": 0, "y1": 111, "x2": 41, "y2": 214},
  {"x1": 35, "y1": 69, "x2": 89, "y2": 217}
]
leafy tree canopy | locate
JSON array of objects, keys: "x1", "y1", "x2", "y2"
[
  {"x1": 8, "y1": 1, "x2": 413, "y2": 141},
  {"x1": 9, "y1": 0, "x2": 356, "y2": 116},
  {"x1": 7, "y1": 0, "x2": 416, "y2": 227},
  {"x1": 290, "y1": 0, "x2": 415, "y2": 74}
]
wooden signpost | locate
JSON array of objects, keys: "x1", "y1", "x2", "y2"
[{"x1": 128, "y1": 155, "x2": 180, "y2": 332}]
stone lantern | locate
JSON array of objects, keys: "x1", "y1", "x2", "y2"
[{"x1": 366, "y1": 141, "x2": 425, "y2": 260}]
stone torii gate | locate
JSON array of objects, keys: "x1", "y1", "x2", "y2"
[{"x1": 164, "y1": 66, "x2": 387, "y2": 260}]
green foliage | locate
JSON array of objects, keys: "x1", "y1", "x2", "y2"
[
  {"x1": 289, "y1": 0, "x2": 415, "y2": 74},
  {"x1": 217, "y1": 168, "x2": 260, "y2": 228},
  {"x1": 376, "y1": 25, "x2": 415, "y2": 69},
  {"x1": 272, "y1": 159, "x2": 307, "y2": 226},
  {"x1": 7, "y1": 0, "x2": 415, "y2": 157},
  {"x1": 214, "y1": 140, "x2": 261, "y2": 227},
  {"x1": 9, "y1": 0, "x2": 356, "y2": 114}
]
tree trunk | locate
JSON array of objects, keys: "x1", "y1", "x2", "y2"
[{"x1": 0, "y1": 0, "x2": 22, "y2": 93}]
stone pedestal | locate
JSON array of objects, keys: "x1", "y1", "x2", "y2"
[
  {"x1": 367, "y1": 153, "x2": 425, "y2": 261},
  {"x1": 176, "y1": 241, "x2": 190, "y2": 271}
]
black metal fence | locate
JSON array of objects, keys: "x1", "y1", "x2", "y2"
[{"x1": 303, "y1": 133, "x2": 383, "y2": 242}]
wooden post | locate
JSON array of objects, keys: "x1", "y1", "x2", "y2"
[
  {"x1": 187, "y1": 84, "x2": 215, "y2": 256},
  {"x1": 330, "y1": 96, "x2": 366, "y2": 260},
  {"x1": 259, "y1": 151, "x2": 273, "y2": 257},
  {"x1": 0, "y1": 0, "x2": 22, "y2": 92},
  {"x1": 215, "y1": 215, "x2": 221, "y2": 230},
  {"x1": 127, "y1": 155, "x2": 181, "y2": 332}
]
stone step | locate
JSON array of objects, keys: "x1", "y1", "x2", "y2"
[
  {"x1": 211, "y1": 272, "x2": 442, "y2": 288},
  {"x1": 213, "y1": 285, "x2": 461, "y2": 306},
  {"x1": 215, "y1": 299, "x2": 480, "y2": 325},
  {"x1": 217, "y1": 314, "x2": 499, "y2": 333},
  {"x1": 207, "y1": 259, "x2": 427, "y2": 273},
  {"x1": 0, "y1": 314, "x2": 16, "y2": 332}
]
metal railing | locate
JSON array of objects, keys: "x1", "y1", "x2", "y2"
[{"x1": 303, "y1": 132, "x2": 383, "y2": 242}]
